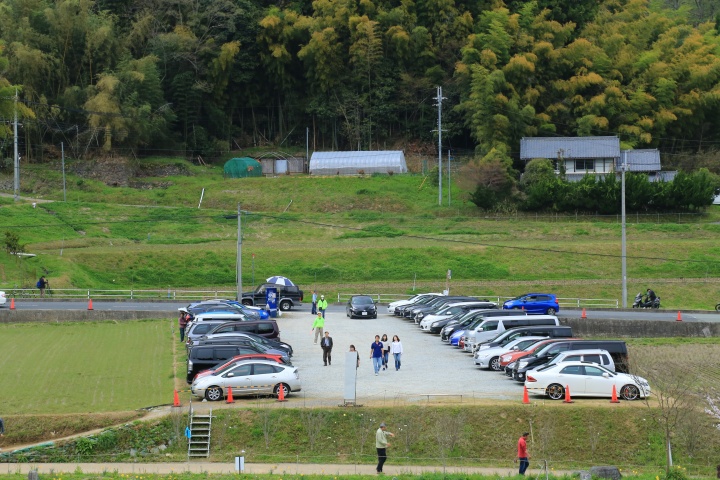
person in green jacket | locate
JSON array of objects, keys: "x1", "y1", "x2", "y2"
[
  {"x1": 317, "y1": 294, "x2": 328, "y2": 318},
  {"x1": 311, "y1": 312, "x2": 325, "y2": 344}
]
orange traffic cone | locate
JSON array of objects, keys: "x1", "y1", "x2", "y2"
[
  {"x1": 581, "y1": 308, "x2": 587, "y2": 319},
  {"x1": 676, "y1": 311, "x2": 682, "y2": 322},
  {"x1": 276, "y1": 384, "x2": 287, "y2": 402},
  {"x1": 563, "y1": 385, "x2": 573, "y2": 403},
  {"x1": 172, "y1": 389, "x2": 181, "y2": 407},
  {"x1": 226, "y1": 386, "x2": 235, "y2": 404},
  {"x1": 522, "y1": 386, "x2": 530, "y2": 404},
  {"x1": 10, "y1": 298, "x2": 15, "y2": 310},
  {"x1": 610, "y1": 385, "x2": 620, "y2": 403},
  {"x1": 88, "y1": 299, "x2": 94, "y2": 310}
]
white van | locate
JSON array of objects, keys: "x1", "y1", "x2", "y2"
[
  {"x1": 463, "y1": 315, "x2": 560, "y2": 352},
  {"x1": 537, "y1": 349, "x2": 616, "y2": 372}
]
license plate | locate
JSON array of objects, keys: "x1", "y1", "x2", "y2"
[{"x1": 362, "y1": 312, "x2": 367, "y2": 315}]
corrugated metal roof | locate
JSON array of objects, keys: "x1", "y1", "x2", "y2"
[
  {"x1": 616, "y1": 149, "x2": 661, "y2": 172},
  {"x1": 309, "y1": 151, "x2": 408, "y2": 175},
  {"x1": 520, "y1": 136, "x2": 620, "y2": 160}
]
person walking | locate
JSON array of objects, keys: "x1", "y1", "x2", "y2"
[
  {"x1": 517, "y1": 432, "x2": 530, "y2": 475},
  {"x1": 317, "y1": 294, "x2": 328, "y2": 318},
  {"x1": 311, "y1": 312, "x2": 325, "y2": 344},
  {"x1": 381, "y1": 334, "x2": 390, "y2": 370},
  {"x1": 311, "y1": 290, "x2": 318, "y2": 315},
  {"x1": 391, "y1": 335, "x2": 403, "y2": 371},
  {"x1": 321, "y1": 331, "x2": 333, "y2": 365},
  {"x1": 349, "y1": 345, "x2": 359, "y2": 368},
  {"x1": 178, "y1": 308, "x2": 189, "y2": 342},
  {"x1": 37, "y1": 276, "x2": 48, "y2": 297},
  {"x1": 0, "y1": 416, "x2": 5, "y2": 436},
  {"x1": 375, "y1": 421, "x2": 394, "y2": 474},
  {"x1": 370, "y1": 335, "x2": 383, "y2": 375}
]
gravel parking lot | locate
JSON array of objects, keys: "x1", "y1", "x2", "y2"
[{"x1": 273, "y1": 308, "x2": 524, "y2": 405}]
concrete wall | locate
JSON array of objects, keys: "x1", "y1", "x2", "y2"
[
  {"x1": 0, "y1": 310, "x2": 166, "y2": 324},
  {"x1": 562, "y1": 318, "x2": 718, "y2": 337}
]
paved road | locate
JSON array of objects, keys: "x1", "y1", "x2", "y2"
[{"x1": 5, "y1": 299, "x2": 720, "y2": 322}]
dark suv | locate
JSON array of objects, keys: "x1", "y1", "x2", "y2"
[{"x1": 242, "y1": 283, "x2": 304, "y2": 311}]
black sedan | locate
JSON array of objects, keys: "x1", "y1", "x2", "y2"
[{"x1": 346, "y1": 295, "x2": 378, "y2": 319}]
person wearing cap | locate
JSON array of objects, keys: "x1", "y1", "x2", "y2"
[
  {"x1": 517, "y1": 432, "x2": 530, "y2": 475},
  {"x1": 317, "y1": 294, "x2": 328, "y2": 318},
  {"x1": 375, "y1": 422, "x2": 394, "y2": 474},
  {"x1": 178, "y1": 308, "x2": 189, "y2": 342}
]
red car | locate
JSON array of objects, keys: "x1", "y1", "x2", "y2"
[{"x1": 192, "y1": 354, "x2": 288, "y2": 382}]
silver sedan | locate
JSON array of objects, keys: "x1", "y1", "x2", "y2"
[{"x1": 191, "y1": 359, "x2": 301, "y2": 401}]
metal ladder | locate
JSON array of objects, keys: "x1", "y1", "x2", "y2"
[{"x1": 187, "y1": 407, "x2": 212, "y2": 458}]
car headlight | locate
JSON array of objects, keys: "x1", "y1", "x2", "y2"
[
  {"x1": 500, "y1": 354, "x2": 511, "y2": 362},
  {"x1": 417, "y1": 313, "x2": 424, "y2": 319},
  {"x1": 519, "y1": 360, "x2": 528, "y2": 368},
  {"x1": 477, "y1": 353, "x2": 489, "y2": 359},
  {"x1": 431, "y1": 321, "x2": 439, "y2": 327}
]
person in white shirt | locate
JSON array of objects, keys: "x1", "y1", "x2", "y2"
[{"x1": 391, "y1": 335, "x2": 403, "y2": 371}]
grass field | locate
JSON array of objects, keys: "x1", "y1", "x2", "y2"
[{"x1": 0, "y1": 320, "x2": 174, "y2": 414}]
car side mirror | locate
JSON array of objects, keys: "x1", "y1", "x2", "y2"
[
  {"x1": 227, "y1": 373, "x2": 235, "y2": 378},
  {"x1": 602, "y1": 373, "x2": 609, "y2": 378}
]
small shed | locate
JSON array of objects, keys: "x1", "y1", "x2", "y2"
[
  {"x1": 224, "y1": 157, "x2": 263, "y2": 178},
  {"x1": 309, "y1": 151, "x2": 408, "y2": 175}
]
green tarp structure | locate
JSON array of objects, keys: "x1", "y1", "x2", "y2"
[{"x1": 223, "y1": 157, "x2": 263, "y2": 178}]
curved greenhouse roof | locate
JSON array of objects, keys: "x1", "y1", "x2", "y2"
[{"x1": 309, "y1": 151, "x2": 407, "y2": 175}]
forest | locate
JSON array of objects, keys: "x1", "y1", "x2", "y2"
[{"x1": 2, "y1": 0, "x2": 720, "y2": 176}]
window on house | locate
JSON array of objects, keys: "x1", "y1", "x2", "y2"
[{"x1": 574, "y1": 159, "x2": 595, "y2": 171}]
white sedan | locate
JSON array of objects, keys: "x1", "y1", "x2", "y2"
[
  {"x1": 525, "y1": 361, "x2": 650, "y2": 401},
  {"x1": 0, "y1": 291, "x2": 6, "y2": 307},
  {"x1": 191, "y1": 359, "x2": 301, "y2": 401},
  {"x1": 474, "y1": 336, "x2": 548, "y2": 370}
]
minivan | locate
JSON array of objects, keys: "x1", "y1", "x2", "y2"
[
  {"x1": 207, "y1": 320, "x2": 280, "y2": 340},
  {"x1": 475, "y1": 325, "x2": 574, "y2": 352},
  {"x1": 463, "y1": 315, "x2": 558, "y2": 352},
  {"x1": 441, "y1": 309, "x2": 522, "y2": 341},
  {"x1": 187, "y1": 344, "x2": 288, "y2": 383},
  {"x1": 512, "y1": 340, "x2": 628, "y2": 381}
]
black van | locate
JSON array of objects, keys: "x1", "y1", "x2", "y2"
[
  {"x1": 476, "y1": 325, "x2": 573, "y2": 351},
  {"x1": 511, "y1": 340, "x2": 629, "y2": 381},
  {"x1": 207, "y1": 320, "x2": 280, "y2": 340},
  {"x1": 187, "y1": 344, "x2": 285, "y2": 383}
]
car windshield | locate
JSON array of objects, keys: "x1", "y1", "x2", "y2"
[{"x1": 352, "y1": 296, "x2": 374, "y2": 305}]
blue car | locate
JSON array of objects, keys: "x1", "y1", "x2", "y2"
[
  {"x1": 449, "y1": 329, "x2": 465, "y2": 347},
  {"x1": 502, "y1": 293, "x2": 560, "y2": 315}
]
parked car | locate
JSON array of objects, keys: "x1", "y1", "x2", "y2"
[
  {"x1": 192, "y1": 333, "x2": 291, "y2": 357},
  {"x1": 462, "y1": 315, "x2": 557, "y2": 352},
  {"x1": 539, "y1": 349, "x2": 616, "y2": 372},
  {"x1": 188, "y1": 300, "x2": 269, "y2": 319},
  {"x1": 346, "y1": 295, "x2": 378, "y2": 319},
  {"x1": 499, "y1": 338, "x2": 573, "y2": 371},
  {"x1": 0, "y1": 291, "x2": 6, "y2": 307},
  {"x1": 476, "y1": 325, "x2": 574, "y2": 352},
  {"x1": 187, "y1": 344, "x2": 286, "y2": 382},
  {"x1": 525, "y1": 361, "x2": 650, "y2": 401},
  {"x1": 200, "y1": 329, "x2": 292, "y2": 355},
  {"x1": 503, "y1": 293, "x2": 560, "y2": 315},
  {"x1": 408, "y1": 296, "x2": 478, "y2": 322},
  {"x1": 512, "y1": 340, "x2": 629, "y2": 382},
  {"x1": 387, "y1": 293, "x2": 443, "y2": 315},
  {"x1": 191, "y1": 359, "x2": 302, "y2": 400},
  {"x1": 440, "y1": 310, "x2": 499, "y2": 342},
  {"x1": 206, "y1": 319, "x2": 281, "y2": 340},
  {"x1": 419, "y1": 301, "x2": 497, "y2": 330},
  {"x1": 192, "y1": 353, "x2": 289, "y2": 383},
  {"x1": 474, "y1": 336, "x2": 548, "y2": 370},
  {"x1": 185, "y1": 320, "x2": 229, "y2": 345},
  {"x1": 394, "y1": 294, "x2": 443, "y2": 317},
  {"x1": 241, "y1": 283, "x2": 303, "y2": 311}
]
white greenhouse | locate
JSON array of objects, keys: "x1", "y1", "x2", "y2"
[{"x1": 309, "y1": 151, "x2": 408, "y2": 175}]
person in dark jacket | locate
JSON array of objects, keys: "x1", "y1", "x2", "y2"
[
  {"x1": 321, "y1": 331, "x2": 333, "y2": 366},
  {"x1": 178, "y1": 308, "x2": 189, "y2": 342}
]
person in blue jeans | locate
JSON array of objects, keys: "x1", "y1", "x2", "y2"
[
  {"x1": 370, "y1": 335, "x2": 384, "y2": 375},
  {"x1": 381, "y1": 334, "x2": 389, "y2": 370},
  {"x1": 391, "y1": 335, "x2": 403, "y2": 371}
]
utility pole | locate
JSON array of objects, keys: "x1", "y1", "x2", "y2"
[
  {"x1": 447, "y1": 149, "x2": 451, "y2": 206},
  {"x1": 62, "y1": 142, "x2": 67, "y2": 202},
  {"x1": 13, "y1": 88, "x2": 19, "y2": 202},
  {"x1": 236, "y1": 204, "x2": 242, "y2": 301},
  {"x1": 435, "y1": 86, "x2": 445, "y2": 206},
  {"x1": 621, "y1": 151, "x2": 627, "y2": 308}
]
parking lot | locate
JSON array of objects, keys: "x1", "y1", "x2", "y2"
[{"x1": 272, "y1": 308, "x2": 524, "y2": 405}]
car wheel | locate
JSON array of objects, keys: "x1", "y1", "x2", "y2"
[
  {"x1": 546, "y1": 384, "x2": 564, "y2": 400},
  {"x1": 205, "y1": 386, "x2": 223, "y2": 402},
  {"x1": 372, "y1": 314, "x2": 377, "y2": 319},
  {"x1": 274, "y1": 383, "x2": 290, "y2": 398},
  {"x1": 546, "y1": 307, "x2": 556, "y2": 315},
  {"x1": 489, "y1": 357, "x2": 502, "y2": 371},
  {"x1": 716, "y1": 303, "x2": 720, "y2": 312},
  {"x1": 241, "y1": 299, "x2": 253, "y2": 306},
  {"x1": 620, "y1": 384, "x2": 640, "y2": 401},
  {"x1": 279, "y1": 300, "x2": 291, "y2": 311}
]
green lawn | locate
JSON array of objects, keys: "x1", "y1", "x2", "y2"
[{"x1": 0, "y1": 320, "x2": 175, "y2": 414}]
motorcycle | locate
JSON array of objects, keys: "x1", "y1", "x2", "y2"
[{"x1": 632, "y1": 293, "x2": 660, "y2": 309}]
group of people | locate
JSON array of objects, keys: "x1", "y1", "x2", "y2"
[
  {"x1": 310, "y1": 290, "x2": 327, "y2": 316},
  {"x1": 177, "y1": 308, "x2": 193, "y2": 342},
  {"x1": 370, "y1": 334, "x2": 403, "y2": 374}
]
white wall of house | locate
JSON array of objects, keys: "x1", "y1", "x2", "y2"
[{"x1": 562, "y1": 157, "x2": 615, "y2": 174}]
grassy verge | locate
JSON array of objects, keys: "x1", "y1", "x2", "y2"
[{"x1": 0, "y1": 320, "x2": 174, "y2": 414}]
